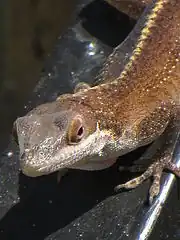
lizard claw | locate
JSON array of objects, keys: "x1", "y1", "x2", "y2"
[
  {"x1": 115, "y1": 157, "x2": 180, "y2": 204},
  {"x1": 148, "y1": 167, "x2": 162, "y2": 204},
  {"x1": 114, "y1": 173, "x2": 149, "y2": 192},
  {"x1": 114, "y1": 183, "x2": 126, "y2": 192},
  {"x1": 148, "y1": 181, "x2": 161, "y2": 204}
]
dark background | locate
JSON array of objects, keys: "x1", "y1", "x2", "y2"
[{"x1": 0, "y1": 0, "x2": 180, "y2": 239}]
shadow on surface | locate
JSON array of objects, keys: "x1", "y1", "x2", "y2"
[
  {"x1": 79, "y1": 0, "x2": 135, "y2": 47},
  {"x1": 0, "y1": 145, "x2": 148, "y2": 240},
  {"x1": 0, "y1": 0, "x2": 135, "y2": 156}
]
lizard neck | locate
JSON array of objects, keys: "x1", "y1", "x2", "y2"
[{"x1": 72, "y1": 0, "x2": 179, "y2": 135}]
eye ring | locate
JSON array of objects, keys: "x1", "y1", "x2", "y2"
[{"x1": 67, "y1": 116, "x2": 85, "y2": 144}]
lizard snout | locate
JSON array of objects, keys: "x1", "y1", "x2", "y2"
[
  {"x1": 21, "y1": 165, "x2": 45, "y2": 177},
  {"x1": 20, "y1": 150, "x2": 44, "y2": 177}
]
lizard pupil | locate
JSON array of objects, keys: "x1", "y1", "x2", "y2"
[{"x1": 77, "y1": 126, "x2": 83, "y2": 137}]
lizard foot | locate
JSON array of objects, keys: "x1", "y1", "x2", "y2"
[{"x1": 115, "y1": 157, "x2": 180, "y2": 204}]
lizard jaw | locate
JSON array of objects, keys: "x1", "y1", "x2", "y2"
[{"x1": 20, "y1": 127, "x2": 114, "y2": 177}]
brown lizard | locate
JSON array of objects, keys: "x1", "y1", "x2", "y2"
[{"x1": 13, "y1": 0, "x2": 180, "y2": 203}]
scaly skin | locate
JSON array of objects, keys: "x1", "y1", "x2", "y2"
[{"x1": 14, "y1": 0, "x2": 180, "y2": 203}]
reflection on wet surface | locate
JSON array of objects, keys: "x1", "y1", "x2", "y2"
[
  {"x1": 0, "y1": 0, "x2": 77, "y2": 151},
  {"x1": 1, "y1": 1, "x2": 180, "y2": 240}
]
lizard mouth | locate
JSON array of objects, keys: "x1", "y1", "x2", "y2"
[
  {"x1": 22, "y1": 165, "x2": 46, "y2": 177},
  {"x1": 18, "y1": 121, "x2": 112, "y2": 177}
]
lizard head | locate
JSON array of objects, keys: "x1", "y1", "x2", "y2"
[{"x1": 13, "y1": 97, "x2": 114, "y2": 177}]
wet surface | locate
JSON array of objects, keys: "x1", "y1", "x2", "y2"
[
  {"x1": 0, "y1": 0, "x2": 180, "y2": 240},
  {"x1": 0, "y1": 0, "x2": 77, "y2": 152},
  {"x1": 0, "y1": 139, "x2": 151, "y2": 240}
]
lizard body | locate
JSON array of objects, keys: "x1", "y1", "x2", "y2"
[{"x1": 14, "y1": 0, "x2": 180, "y2": 202}]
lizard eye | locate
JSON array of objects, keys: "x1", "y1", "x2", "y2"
[{"x1": 67, "y1": 116, "x2": 84, "y2": 144}]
